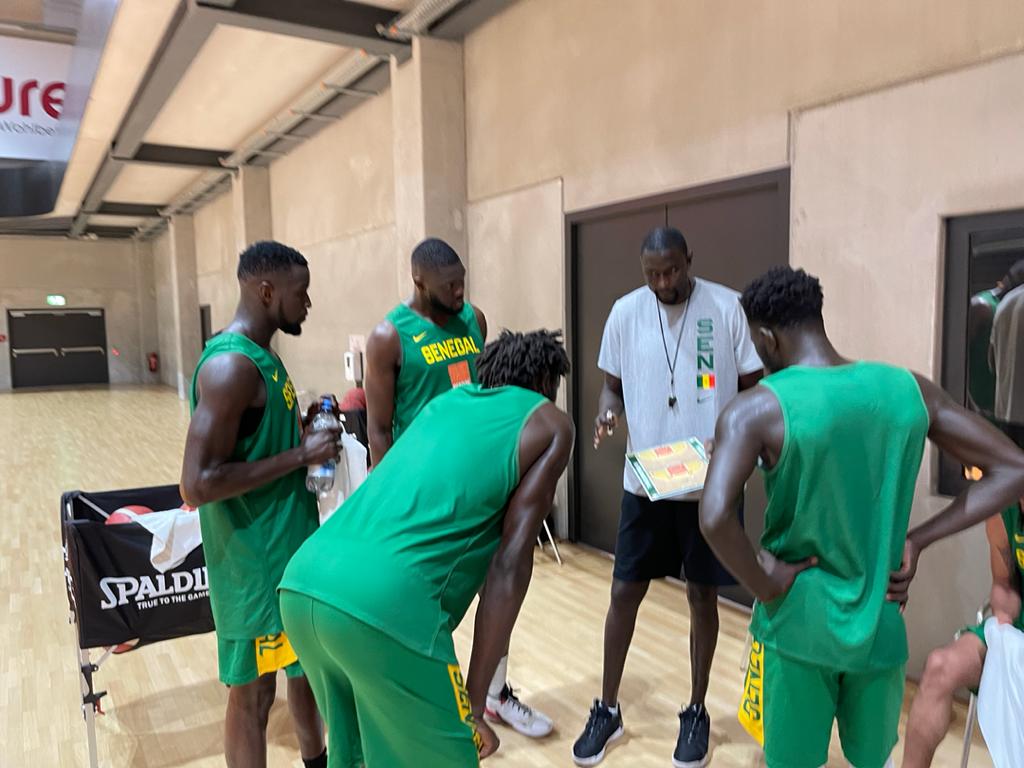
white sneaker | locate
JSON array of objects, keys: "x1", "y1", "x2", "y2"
[{"x1": 484, "y1": 684, "x2": 554, "y2": 738}]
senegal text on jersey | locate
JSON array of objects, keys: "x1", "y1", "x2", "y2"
[{"x1": 420, "y1": 336, "x2": 482, "y2": 365}]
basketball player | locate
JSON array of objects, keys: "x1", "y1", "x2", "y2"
[
  {"x1": 967, "y1": 259, "x2": 1024, "y2": 416},
  {"x1": 365, "y1": 237, "x2": 553, "y2": 737},
  {"x1": 180, "y1": 241, "x2": 341, "y2": 768},
  {"x1": 279, "y1": 330, "x2": 574, "y2": 767},
  {"x1": 698, "y1": 265, "x2": 1024, "y2": 768},
  {"x1": 902, "y1": 501, "x2": 1024, "y2": 766}
]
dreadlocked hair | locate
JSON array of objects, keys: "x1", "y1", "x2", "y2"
[{"x1": 477, "y1": 329, "x2": 570, "y2": 390}]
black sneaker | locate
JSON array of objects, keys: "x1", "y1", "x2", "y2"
[
  {"x1": 571, "y1": 699, "x2": 624, "y2": 766},
  {"x1": 673, "y1": 703, "x2": 710, "y2": 768}
]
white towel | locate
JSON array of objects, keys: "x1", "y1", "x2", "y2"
[
  {"x1": 318, "y1": 432, "x2": 368, "y2": 524},
  {"x1": 124, "y1": 507, "x2": 203, "y2": 573},
  {"x1": 978, "y1": 617, "x2": 1024, "y2": 767}
]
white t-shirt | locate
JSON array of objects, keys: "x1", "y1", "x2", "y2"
[
  {"x1": 598, "y1": 279, "x2": 762, "y2": 497},
  {"x1": 992, "y1": 284, "x2": 1024, "y2": 424}
]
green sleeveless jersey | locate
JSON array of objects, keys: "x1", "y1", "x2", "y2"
[
  {"x1": 386, "y1": 302, "x2": 484, "y2": 440},
  {"x1": 1002, "y1": 505, "x2": 1024, "y2": 632},
  {"x1": 189, "y1": 332, "x2": 318, "y2": 640},
  {"x1": 968, "y1": 289, "x2": 999, "y2": 414},
  {"x1": 750, "y1": 362, "x2": 929, "y2": 671},
  {"x1": 280, "y1": 384, "x2": 546, "y2": 661}
]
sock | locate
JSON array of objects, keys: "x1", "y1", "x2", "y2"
[
  {"x1": 302, "y1": 749, "x2": 327, "y2": 768},
  {"x1": 605, "y1": 702, "x2": 619, "y2": 716},
  {"x1": 488, "y1": 655, "x2": 509, "y2": 699}
]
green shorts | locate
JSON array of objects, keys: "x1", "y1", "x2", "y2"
[
  {"x1": 217, "y1": 631, "x2": 304, "y2": 686},
  {"x1": 739, "y1": 639, "x2": 903, "y2": 768},
  {"x1": 279, "y1": 590, "x2": 481, "y2": 768},
  {"x1": 963, "y1": 621, "x2": 989, "y2": 647}
]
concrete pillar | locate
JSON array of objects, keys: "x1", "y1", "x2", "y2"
[
  {"x1": 391, "y1": 36, "x2": 468, "y2": 296},
  {"x1": 167, "y1": 214, "x2": 202, "y2": 398},
  {"x1": 232, "y1": 165, "x2": 273, "y2": 252},
  {"x1": 133, "y1": 239, "x2": 160, "y2": 385}
]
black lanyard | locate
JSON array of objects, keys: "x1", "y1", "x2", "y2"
[{"x1": 655, "y1": 281, "x2": 694, "y2": 408}]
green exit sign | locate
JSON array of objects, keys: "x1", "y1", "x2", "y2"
[{"x1": 46, "y1": 294, "x2": 66, "y2": 306}]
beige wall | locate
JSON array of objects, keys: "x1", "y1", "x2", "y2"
[
  {"x1": 465, "y1": 0, "x2": 1024, "y2": 213},
  {"x1": 0, "y1": 236, "x2": 157, "y2": 390},
  {"x1": 194, "y1": 188, "x2": 238, "y2": 334},
  {"x1": 266, "y1": 94, "x2": 399, "y2": 396},
  {"x1": 468, "y1": 179, "x2": 570, "y2": 526},
  {"x1": 791, "y1": 52, "x2": 1024, "y2": 676},
  {"x1": 271, "y1": 94, "x2": 395, "y2": 251},
  {"x1": 275, "y1": 226, "x2": 399, "y2": 397}
]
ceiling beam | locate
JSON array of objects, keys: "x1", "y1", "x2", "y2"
[
  {"x1": 94, "y1": 202, "x2": 165, "y2": 217},
  {"x1": 195, "y1": 0, "x2": 410, "y2": 61},
  {"x1": 85, "y1": 226, "x2": 139, "y2": 239},
  {"x1": 70, "y1": 0, "x2": 407, "y2": 237},
  {"x1": 71, "y1": 2, "x2": 217, "y2": 236},
  {"x1": 116, "y1": 143, "x2": 232, "y2": 170},
  {"x1": 112, "y1": 3, "x2": 218, "y2": 159}
]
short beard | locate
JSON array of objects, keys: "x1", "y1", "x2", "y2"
[{"x1": 429, "y1": 293, "x2": 460, "y2": 316}]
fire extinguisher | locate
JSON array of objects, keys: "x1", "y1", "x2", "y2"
[{"x1": 148, "y1": 352, "x2": 159, "y2": 373}]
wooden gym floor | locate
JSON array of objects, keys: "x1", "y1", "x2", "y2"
[{"x1": 0, "y1": 387, "x2": 990, "y2": 767}]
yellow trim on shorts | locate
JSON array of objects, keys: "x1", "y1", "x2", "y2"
[
  {"x1": 738, "y1": 639, "x2": 765, "y2": 746},
  {"x1": 448, "y1": 663, "x2": 482, "y2": 752},
  {"x1": 255, "y1": 632, "x2": 299, "y2": 677}
]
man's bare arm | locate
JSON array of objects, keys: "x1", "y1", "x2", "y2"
[
  {"x1": 473, "y1": 305, "x2": 488, "y2": 343},
  {"x1": 465, "y1": 405, "x2": 573, "y2": 728},
  {"x1": 987, "y1": 515, "x2": 1023, "y2": 626},
  {"x1": 365, "y1": 320, "x2": 401, "y2": 467},
  {"x1": 180, "y1": 355, "x2": 339, "y2": 506},
  {"x1": 889, "y1": 374, "x2": 1024, "y2": 602},
  {"x1": 700, "y1": 389, "x2": 815, "y2": 602}
]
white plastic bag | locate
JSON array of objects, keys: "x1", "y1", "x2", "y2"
[
  {"x1": 317, "y1": 431, "x2": 368, "y2": 524},
  {"x1": 977, "y1": 617, "x2": 1024, "y2": 767}
]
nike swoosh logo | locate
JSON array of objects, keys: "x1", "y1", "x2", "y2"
[
  {"x1": 413, "y1": 332, "x2": 427, "y2": 342},
  {"x1": 272, "y1": 370, "x2": 279, "y2": 382}
]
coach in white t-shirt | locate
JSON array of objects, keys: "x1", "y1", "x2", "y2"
[{"x1": 572, "y1": 226, "x2": 762, "y2": 768}]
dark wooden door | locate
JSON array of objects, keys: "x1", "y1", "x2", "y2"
[{"x1": 570, "y1": 170, "x2": 789, "y2": 606}]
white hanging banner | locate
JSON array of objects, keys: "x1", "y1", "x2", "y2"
[{"x1": 0, "y1": 37, "x2": 73, "y2": 161}]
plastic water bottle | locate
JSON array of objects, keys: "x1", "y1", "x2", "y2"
[{"x1": 305, "y1": 396, "x2": 338, "y2": 495}]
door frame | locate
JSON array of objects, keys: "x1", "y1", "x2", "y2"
[
  {"x1": 938, "y1": 209, "x2": 1024, "y2": 496},
  {"x1": 563, "y1": 167, "x2": 790, "y2": 541}
]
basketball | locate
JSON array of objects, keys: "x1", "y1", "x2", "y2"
[
  {"x1": 105, "y1": 505, "x2": 153, "y2": 525},
  {"x1": 110, "y1": 638, "x2": 140, "y2": 654}
]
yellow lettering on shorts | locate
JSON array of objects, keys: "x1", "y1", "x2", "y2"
[
  {"x1": 737, "y1": 639, "x2": 765, "y2": 746},
  {"x1": 447, "y1": 663, "x2": 482, "y2": 751},
  {"x1": 255, "y1": 632, "x2": 299, "y2": 678}
]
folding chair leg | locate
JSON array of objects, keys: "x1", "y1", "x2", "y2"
[
  {"x1": 960, "y1": 692, "x2": 978, "y2": 768},
  {"x1": 541, "y1": 519, "x2": 562, "y2": 565}
]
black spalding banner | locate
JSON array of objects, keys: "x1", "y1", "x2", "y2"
[{"x1": 61, "y1": 485, "x2": 214, "y2": 650}]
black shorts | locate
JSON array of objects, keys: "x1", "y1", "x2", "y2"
[{"x1": 612, "y1": 491, "x2": 738, "y2": 586}]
